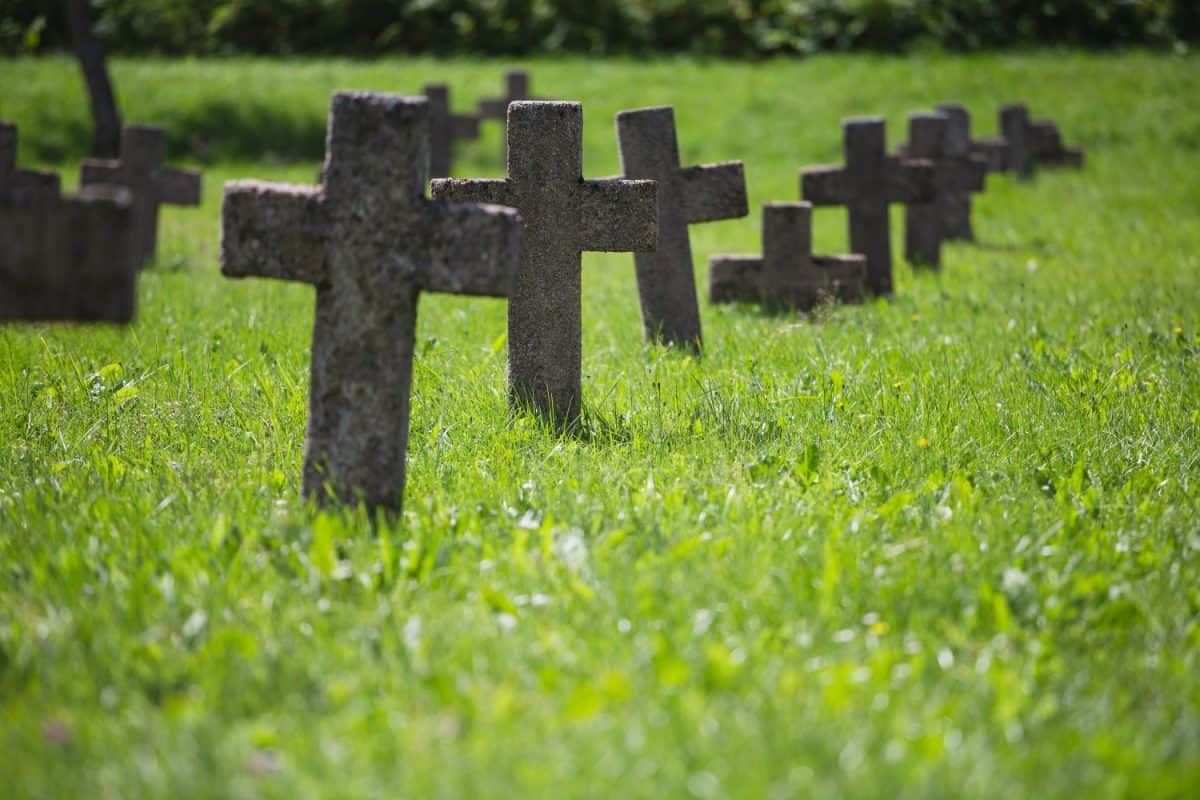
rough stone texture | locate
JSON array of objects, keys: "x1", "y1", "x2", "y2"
[
  {"x1": 903, "y1": 112, "x2": 987, "y2": 268},
  {"x1": 0, "y1": 121, "x2": 61, "y2": 200},
  {"x1": 432, "y1": 101, "x2": 657, "y2": 429},
  {"x1": 477, "y1": 70, "x2": 534, "y2": 165},
  {"x1": 801, "y1": 117, "x2": 933, "y2": 296},
  {"x1": 221, "y1": 92, "x2": 521, "y2": 511},
  {"x1": 616, "y1": 106, "x2": 746, "y2": 351},
  {"x1": 80, "y1": 124, "x2": 202, "y2": 266},
  {"x1": 1029, "y1": 119, "x2": 1085, "y2": 169},
  {"x1": 708, "y1": 202, "x2": 865, "y2": 311},
  {"x1": 999, "y1": 104, "x2": 1034, "y2": 181},
  {"x1": 1, "y1": 183, "x2": 139, "y2": 323},
  {"x1": 424, "y1": 83, "x2": 479, "y2": 178}
]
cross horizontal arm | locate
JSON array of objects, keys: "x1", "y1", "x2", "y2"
[
  {"x1": 221, "y1": 180, "x2": 328, "y2": 286},
  {"x1": 451, "y1": 116, "x2": 480, "y2": 140},
  {"x1": 950, "y1": 155, "x2": 988, "y2": 192},
  {"x1": 680, "y1": 161, "x2": 748, "y2": 224},
  {"x1": 576, "y1": 179, "x2": 657, "y2": 252},
  {"x1": 885, "y1": 158, "x2": 934, "y2": 203},
  {"x1": 423, "y1": 202, "x2": 521, "y2": 296},
  {"x1": 800, "y1": 165, "x2": 849, "y2": 206},
  {"x1": 161, "y1": 167, "x2": 202, "y2": 206},
  {"x1": 429, "y1": 178, "x2": 511, "y2": 208},
  {"x1": 971, "y1": 137, "x2": 1008, "y2": 172}
]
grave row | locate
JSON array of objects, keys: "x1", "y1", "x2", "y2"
[{"x1": 0, "y1": 79, "x2": 1083, "y2": 512}]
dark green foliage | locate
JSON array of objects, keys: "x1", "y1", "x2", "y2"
[{"x1": 3, "y1": 1, "x2": 1197, "y2": 57}]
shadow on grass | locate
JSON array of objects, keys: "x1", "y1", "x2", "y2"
[{"x1": 23, "y1": 99, "x2": 327, "y2": 165}]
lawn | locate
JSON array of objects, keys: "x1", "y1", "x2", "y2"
[{"x1": 1, "y1": 52, "x2": 1199, "y2": 798}]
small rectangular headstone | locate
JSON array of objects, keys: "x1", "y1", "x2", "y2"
[
  {"x1": 616, "y1": 105, "x2": 747, "y2": 352},
  {"x1": 221, "y1": 92, "x2": 521, "y2": 511},
  {"x1": 433, "y1": 101, "x2": 657, "y2": 430},
  {"x1": 80, "y1": 124, "x2": 202, "y2": 266},
  {"x1": 801, "y1": 117, "x2": 934, "y2": 296},
  {"x1": 709, "y1": 202, "x2": 865, "y2": 311},
  {"x1": 1, "y1": 183, "x2": 139, "y2": 323}
]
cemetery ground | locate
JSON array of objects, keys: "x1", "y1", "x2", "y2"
[{"x1": 1, "y1": 52, "x2": 1198, "y2": 797}]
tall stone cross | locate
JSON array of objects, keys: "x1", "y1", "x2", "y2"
[
  {"x1": 616, "y1": 106, "x2": 747, "y2": 351},
  {"x1": 1, "y1": 182, "x2": 139, "y2": 323},
  {"x1": 424, "y1": 83, "x2": 479, "y2": 178},
  {"x1": 999, "y1": 104, "x2": 1035, "y2": 180},
  {"x1": 221, "y1": 92, "x2": 521, "y2": 511},
  {"x1": 0, "y1": 121, "x2": 61, "y2": 199},
  {"x1": 432, "y1": 101, "x2": 657, "y2": 429},
  {"x1": 801, "y1": 117, "x2": 933, "y2": 296},
  {"x1": 80, "y1": 124, "x2": 202, "y2": 266},
  {"x1": 903, "y1": 112, "x2": 987, "y2": 268},
  {"x1": 933, "y1": 104, "x2": 1010, "y2": 178},
  {"x1": 930, "y1": 103, "x2": 999, "y2": 240},
  {"x1": 476, "y1": 70, "x2": 534, "y2": 165},
  {"x1": 708, "y1": 202, "x2": 865, "y2": 312}
]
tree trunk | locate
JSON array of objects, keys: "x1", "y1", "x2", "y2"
[{"x1": 64, "y1": 0, "x2": 121, "y2": 159}]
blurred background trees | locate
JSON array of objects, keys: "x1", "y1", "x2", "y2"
[{"x1": 4, "y1": 0, "x2": 1198, "y2": 57}]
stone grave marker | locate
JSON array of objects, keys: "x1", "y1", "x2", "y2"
[
  {"x1": 903, "y1": 112, "x2": 987, "y2": 268},
  {"x1": 616, "y1": 105, "x2": 747, "y2": 351},
  {"x1": 999, "y1": 104, "x2": 1035, "y2": 180},
  {"x1": 80, "y1": 124, "x2": 202, "y2": 266},
  {"x1": 1029, "y1": 119, "x2": 1084, "y2": 169},
  {"x1": 801, "y1": 117, "x2": 934, "y2": 296},
  {"x1": 424, "y1": 83, "x2": 479, "y2": 178},
  {"x1": 934, "y1": 104, "x2": 1010, "y2": 177},
  {"x1": 1, "y1": 182, "x2": 139, "y2": 323},
  {"x1": 433, "y1": 101, "x2": 657, "y2": 429},
  {"x1": 221, "y1": 92, "x2": 521, "y2": 511},
  {"x1": 709, "y1": 202, "x2": 865, "y2": 312},
  {"x1": 477, "y1": 70, "x2": 535, "y2": 165}
]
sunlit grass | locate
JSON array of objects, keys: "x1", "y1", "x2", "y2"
[{"x1": 1, "y1": 52, "x2": 1199, "y2": 798}]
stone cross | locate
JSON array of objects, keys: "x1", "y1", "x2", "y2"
[
  {"x1": 221, "y1": 92, "x2": 521, "y2": 511},
  {"x1": 477, "y1": 70, "x2": 534, "y2": 165},
  {"x1": 709, "y1": 202, "x2": 865, "y2": 312},
  {"x1": 1029, "y1": 119, "x2": 1084, "y2": 169},
  {"x1": 0, "y1": 121, "x2": 61, "y2": 199},
  {"x1": 432, "y1": 101, "x2": 657, "y2": 429},
  {"x1": 801, "y1": 117, "x2": 933, "y2": 296},
  {"x1": 932, "y1": 104, "x2": 1011, "y2": 177},
  {"x1": 931, "y1": 103, "x2": 997, "y2": 239},
  {"x1": 616, "y1": 106, "x2": 747, "y2": 351},
  {"x1": 903, "y1": 112, "x2": 987, "y2": 268},
  {"x1": 80, "y1": 124, "x2": 202, "y2": 266},
  {"x1": 1, "y1": 182, "x2": 139, "y2": 323},
  {"x1": 999, "y1": 104, "x2": 1035, "y2": 180},
  {"x1": 424, "y1": 83, "x2": 479, "y2": 178}
]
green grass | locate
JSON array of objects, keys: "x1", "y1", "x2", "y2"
[{"x1": 2, "y1": 52, "x2": 1199, "y2": 798}]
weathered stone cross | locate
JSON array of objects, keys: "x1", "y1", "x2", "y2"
[
  {"x1": 424, "y1": 83, "x2": 479, "y2": 178},
  {"x1": 801, "y1": 117, "x2": 933, "y2": 296},
  {"x1": 616, "y1": 105, "x2": 747, "y2": 351},
  {"x1": 432, "y1": 101, "x2": 656, "y2": 429},
  {"x1": 0, "y1": 121, "x2": 60, "y2": 199},
  {"x1": 221, "y1": 92, "x2": 521, "y2": 510},
  {"x1": 903, "y1": 112, "x2": 987, "y2": 268},
  {"x1": 708, "y1": 202, "x2": 865, "y2": 312},
  {"x1": 476, "y1": 70, "x2": 534, "y2": 164},
  {"x1": 999, "y1": 104, "x2": 1035, "y2": 180},
  {"x1": 80, "y1": 124, "x2": 202, "y2": 266},
  {"x1": 934, "y1": 104, "x2": 1010, "y2": 179}
]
